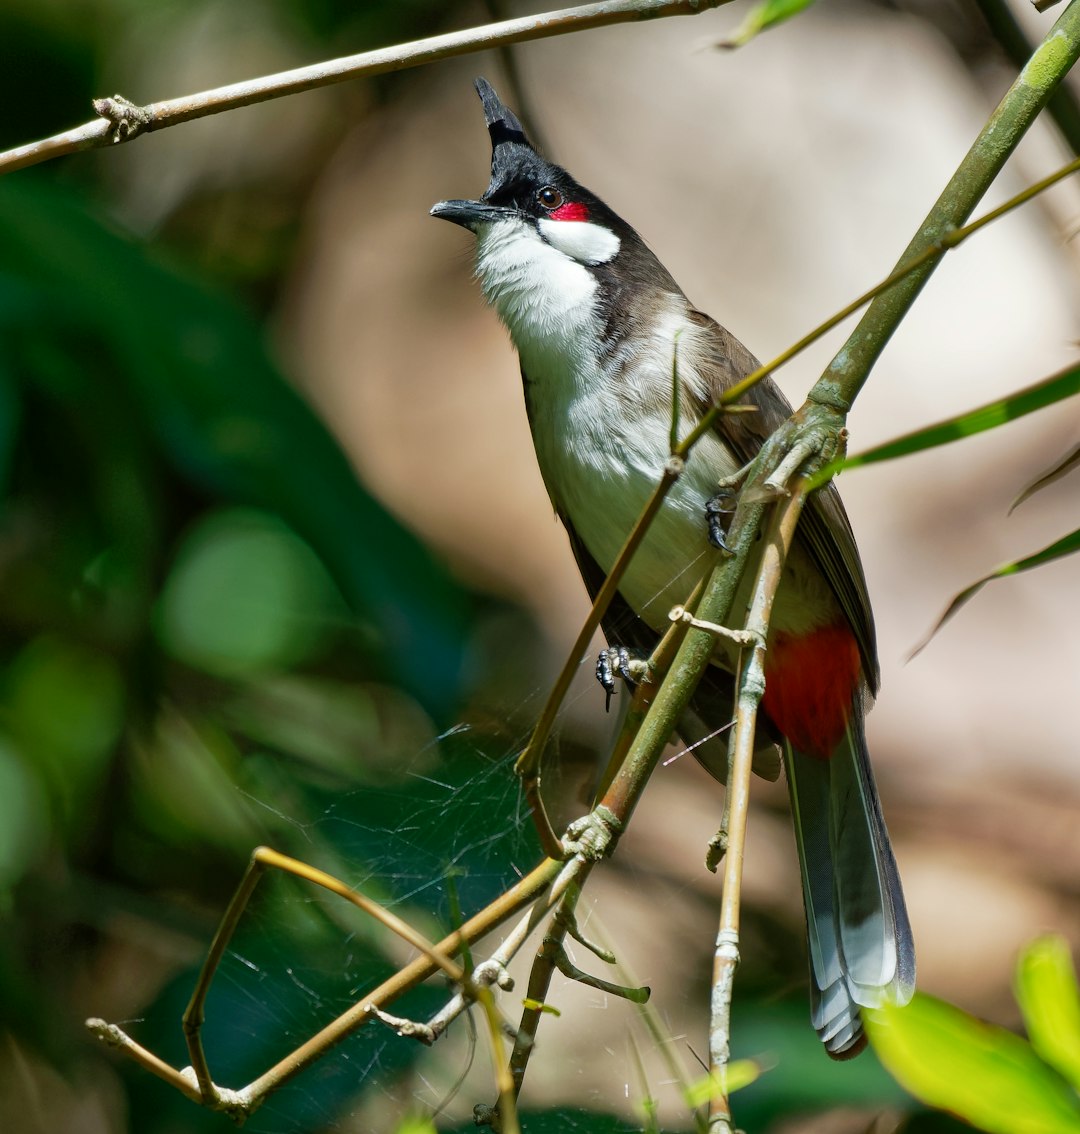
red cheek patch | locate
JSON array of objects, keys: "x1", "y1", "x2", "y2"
[{"x1": 549, "y1": 201, "x2": 589, "y2": 222}]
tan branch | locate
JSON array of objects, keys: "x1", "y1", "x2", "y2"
[
  {"x1": 707, "y1": 486, "x2": 807, "y2": 1130},
  {"x1": 0, "y1": 1, "x2": 729, "y2": 176}
]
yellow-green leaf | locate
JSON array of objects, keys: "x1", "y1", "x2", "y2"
[
  {"x1": 394, "y1": 1116, "x2": 438, "y2": 1134},
  {"x1": 683, "y1": 1060, "x2": 763, "y2": 1106},
  {"x1": 866, "y1": 994, "x2": 1080, "y2": 1134},
  {"x1": 809, "y1": 362, "x2": 1080, "y2": 487},
  {"x1": 718, "y1": 0, "x2": 817, "y2": 48},
  {"x1": 1016, "y1": 936, "x2": 1080, "y2": 1091}
]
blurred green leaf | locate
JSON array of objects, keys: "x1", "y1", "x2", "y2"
[
  {"x1": 394, "y1": 1116, "x2": 438, "y2": 1134},
  {"x1": 719, "y1": 0, "x2": 817, "y2": 48},
  {"x1": 1016, "y1": 936, "x2": 1080, "y2": 1091},
  {"x1": 5, "y1": 635, "x2": 125, "y2": 824},
  {"x1": 157, "y1": 508, "x2": 342, "y2": 677},
  {"x1": 0, "y1": 738, "x2": 49, "y2": 889},
  {"x1": 810, "y1": 362, "x2": 1080, "y2": 487},
  {"x1": 0, "y1": 176, "x2": 474, "y2": 721},
  {"x1": 913, "y1": 526, "x2": 1080, "y2": 655},
  {"x1": 222, "y1": 674, "x2": 435, "y2": 782},
  {"x1": 1011, "y1": 441, "x2": 1080, "y2": 512},
  {"x1": 683, "y1": 1060, "x2": 763, "y2": 1106},
  {"x1": 128, "y1": 706, "x2": 261, "y2": 855},
  {"x1": 867, "y1": 993, "x2": 1080, "y2": 1134}
]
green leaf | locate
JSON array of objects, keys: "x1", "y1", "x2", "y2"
[
  {"x1": 394, "y1": 1116, "x2": 438, "y2": 1134},
  {"x1": 809, "y1": 362, "x2": 1080, "y2": 487},
  {"x1": 156, "y1": 508, "x2": 342, "y2": 677},
  {"x1": 683, "y1": 1060, "x2": 763, "y2": 1106},
  {"x1": 719, "y1": 0, "x2": 817, "y2": 48},
  {"x1": 0, "y1": 176, "x2": 474, "y2": 720},
  {"x1": 913, "y1": 526, "x2": 1080, "y2": 654},
  {"x1": 1010, "y1": 441, "x2": 1080, "y2": 512},
  {"x1": 1016, "y1": 936, "x2": 1080, "y2": 1091},
  {"x1": 866, "y1": 993, "x2": 1080, "y2": 1134}
]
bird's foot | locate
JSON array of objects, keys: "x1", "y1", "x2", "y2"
[
  {"x1": 595, "y1": 646, "x2": 650, "y2": 711},
  {"x1": 705, "y1": 485, "x2": 740, "y2": 551}
]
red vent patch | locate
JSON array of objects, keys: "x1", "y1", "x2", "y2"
[{"x1": 762, "y1": 624, "x2": 862, "y2": 758}]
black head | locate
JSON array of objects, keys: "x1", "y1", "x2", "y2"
[{"x1": 431, "y1": 78, "x2": 627, "y2": 238}]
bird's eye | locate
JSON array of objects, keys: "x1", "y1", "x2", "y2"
[{"x1": 537, "y1": 186, "x2": 563, "y2": 210}]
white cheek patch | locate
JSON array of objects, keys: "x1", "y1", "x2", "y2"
[{"x1": 537, "y1": 218, "x2": 621, "y2": 265}]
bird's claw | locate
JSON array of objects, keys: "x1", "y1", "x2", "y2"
[
  {"x1": 595, "y1": 646, "x2": 648, "y2": 711},
  {"x1": 706, "y1": 486, "x2": 740, "y2": 551}
]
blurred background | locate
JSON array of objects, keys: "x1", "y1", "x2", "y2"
[{"x1": 0, "y1": 1, "x2": 1078, "y2": 1131}]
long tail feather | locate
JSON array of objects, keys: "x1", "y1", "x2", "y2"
[{"x1": 785, "y1": 715, "x2": 915, "y2": 1057}]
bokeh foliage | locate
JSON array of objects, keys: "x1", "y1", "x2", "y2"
[{"x1": 0, "y1": 2, "x2": 1064, "y2": 1132}]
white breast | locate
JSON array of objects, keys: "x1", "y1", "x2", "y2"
[
  {"x1": 473, "y1": 217, "x2": 832, "y2": 640},
  {"x1": 475, "y1": 217, "x2": 740, "y2": 628}
]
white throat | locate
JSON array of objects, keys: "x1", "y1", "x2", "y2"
[{"x1": 474, "y1": 217, "x2": 603, "y2": 392}]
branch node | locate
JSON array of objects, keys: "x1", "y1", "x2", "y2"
[
  {"x1": 563, "y1": 806, "x2": 623, "y2": 861},
  {"x1": 85, "y1": 1017, "x2": 128, "y2": 1049},
  {"x1": 806, "y1": 381, "x2": 851, "y2": 413},
  {"x1": 473, "y1": 957, "x2": 515, "y2": 992},
  {"x1": 474, "y1": 1103, "x2": 500, "y2": 1129},
  {"x1": 668, "y1": 605, "x2": 758, "y2": 648},
  {"x1": 92, "y1": 95, "x2": 152, "y2": 143},
  {"x1": 177, "y1": 1067, "x2": 247, "y2": 1117},
  {"x1": 664, "y1": 454, "x2": 686, "y2": 477},
  {"x1": 714, "y1": 928, "x2": 740, "y2": 962},
  {"x1": 705, "y1": 828, "x2": 728, "y2": 873}
]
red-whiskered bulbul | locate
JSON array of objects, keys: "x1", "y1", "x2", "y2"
[{"x1": 431, "y1": 78, "x2": 914, "y2": 1058}]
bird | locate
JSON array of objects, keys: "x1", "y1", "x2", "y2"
[{"x1": 430, "y1": 77, "x2": 914, "y2": 1058}]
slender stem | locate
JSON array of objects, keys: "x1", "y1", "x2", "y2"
[
  {"x1": 592, "y1": 575, "x2": 706, "y2": 802},
  {"x1": 974, "y1": 0, "x2": 1080, "y2": 156},
  {"x1": 180, "y1": 847, "x2": 470, "y2": 1103},
  {"x1": 707, "y1": 488, "x2": 806, "y2": 1130},
  {"x1": 85, "y1": 1018, "x2": 205, "y2": 1105},
  {"x1": 507, "y1": 883, "x2": 584, "y2": 1097},
  {"x1": 0, "y1": 1, "x2": 729, "y2": 176},
  {"x1": 182, "y1": 850, "x2": 266, "y2": 1102}
]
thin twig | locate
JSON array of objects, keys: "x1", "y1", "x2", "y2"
[
  {"x1": 707, "y1": 486, "x2": 807, "y2": 1131},
  {"x1": 0, "y1": 1, "x2": 729, "y2": 176},
  {"x1": 179, "y1": 847, "x2": 470, "y2": 1105},
  {"x1": 89, "y1": 855, "x2": 565, "y2": 1119}
]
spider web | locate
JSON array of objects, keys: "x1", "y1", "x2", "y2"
[{"x1": 122, "y1": 612, "x2": 902, "y2": 1134}]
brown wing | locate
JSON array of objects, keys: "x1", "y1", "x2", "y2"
[{"x1": 685, "y1": 310, "x2": 879, "y2": 695}]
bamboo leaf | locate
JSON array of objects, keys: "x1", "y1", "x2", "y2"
[
  {"x1": 683, "y1": 1060, "x2": 762, "y2": 1106},
  {"x1": 809, "y1": 362, "x2": 1080, "y2": 487},
  {"x1": 866, "y1": 994, "x2": 1080, "y2": 1134},
  {"x1": 913, "y1": 527, "x2": 1080, "y2": 655},
  {"x1": 1011, "y1": 441, "x2": 1080, "y2": 512},
  {"x1": 1016, "y1": 936, "x2": 1080, "y2": 1092},
  {"x1": 718, "y1": 0, "x2": 817, "y2": 48}
]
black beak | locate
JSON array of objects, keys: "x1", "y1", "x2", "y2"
[
  {"x1": 430, "y1": 198, "x2": 513, "y2": 230},
  {"x1": 430, "y1": 78, "x2": 536, "y2": 229}
]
